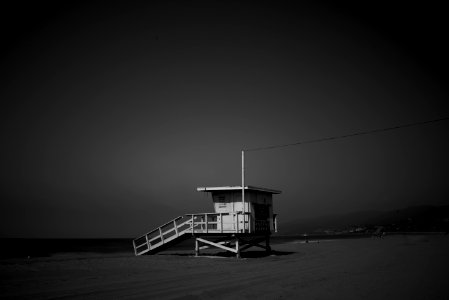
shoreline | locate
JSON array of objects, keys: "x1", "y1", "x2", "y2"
[{"x1": 1, "y1": 232, "x2": 447, "y2": 260}]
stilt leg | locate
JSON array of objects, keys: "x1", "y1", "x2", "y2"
[
  {"x1": 236, "y1": 238, "x2": 241, "y2": 259},
  {"x1": 266, "y1": 235, "x2": 271, "y2": 254},
  {"x1": 195, "y1": 238, "x2": 200, "y2": 257}
]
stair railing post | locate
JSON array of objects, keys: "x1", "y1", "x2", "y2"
[
  {"x1": 133, "y1": 239, "x2": 137, "y2": 255},
  {"x1": 205, "y1": 213, "x2": 208, "y2": 233},
  {"x1": 220, "y1": 213, "x2": 223, "y2": 233},
  {"x1": 145, "y1": 234, "x2": 151, "y2": 251},
  {"x1": 191, "y1": 215, "x2": 195, "y2": 233},
  {"x1": 159, "y1": 227, "x2": 164, "y2": 244},
  {"x1": 174, "y1": 219, "x2": 179, "y2": 237}
]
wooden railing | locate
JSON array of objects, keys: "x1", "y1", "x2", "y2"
[
  {"x1": 133, "y1": 212, "x2": 276, "y2": 255},
  {"x1": 133, "y1": 215, "x2": 192, "y2": 255},
  {"x1": 254, "y1": 220, "x2": 270, "y2": 232},
  {"x1": 186, "y1": 212, "x2": 251, "y2": 234}
]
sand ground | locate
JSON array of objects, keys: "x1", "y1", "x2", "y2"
[{"x1": 1, "y1": 235, "x2": 448, "y2": 299}]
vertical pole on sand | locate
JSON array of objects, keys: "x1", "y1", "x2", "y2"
[
  {"x1": 241, "y1": 150, "x2": 245, "y2": 234},
  {"x1": 236, "y1": 237, "x2": 241, "y2": 259},
  {"x1": 195, "y1": 238, "x2": 200, "y2": 257}
]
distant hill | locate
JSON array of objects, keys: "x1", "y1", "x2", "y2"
[{"x1": 279, "y1": 205, "x2": 449, "y2": 235}]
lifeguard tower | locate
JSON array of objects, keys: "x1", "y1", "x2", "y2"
[{"x1": 133, "y1": 185, "x2": 281, "y2": 258}]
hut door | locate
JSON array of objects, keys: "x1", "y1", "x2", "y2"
[{"x1": 253, "y1": 204, "x2": 270, "y2": 232}]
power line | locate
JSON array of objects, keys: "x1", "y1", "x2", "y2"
[{"x1": 244, "y1": 116, "x2": 449, "y2": 152}]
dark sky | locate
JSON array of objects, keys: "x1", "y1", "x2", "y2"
[{"x1": 1, "y1": 2, "x2": 448, "y2": 238}]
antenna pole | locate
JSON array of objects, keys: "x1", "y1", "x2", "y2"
[{"x1": 241, "y1": 150, "x2": 245, "y2": 233}]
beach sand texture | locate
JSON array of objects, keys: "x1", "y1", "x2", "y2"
[{"x1": 1, "y1": 235, "x2": 448, "y2": 299}]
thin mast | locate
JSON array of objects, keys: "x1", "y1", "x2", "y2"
[{"x1": 241, "y1": 150, "x2": 245, "y2": 233}]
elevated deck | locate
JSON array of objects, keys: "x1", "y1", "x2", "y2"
[{"x1": 133, "y1": 212, "x2": 277, "y2": 256}]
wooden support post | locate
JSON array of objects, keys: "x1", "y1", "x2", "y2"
[
  {"x1": 220, "y1": 213, "x2": 223, "y2": 233},
  {"x1": 266, "y1": 235, "x2": 271, "y2": 253},
  {"x1": 274, "y1": 214, "x2": 278, "y2": 233},
  {"x1": 191, "y1": 215, "x2": 194, "y2": 233},
  {"x1": 205, "y1": 213, "x2": 208, "y2": 233},
  {"x1": 195, "y1": 238, "x2": 200, "y2": 256},
  {"x1": 236, "y1": 237, "x2": 241, "y2": 259}
]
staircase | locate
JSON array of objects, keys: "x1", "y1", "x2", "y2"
[
  {"x1": 133, "y1": 212, "x2": 259, "y2": 255},
  {"x1": 133, "y1": 215, "x2": 193, "y2": 255}
]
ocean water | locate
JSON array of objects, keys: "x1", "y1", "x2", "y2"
[
  {"x1": 0, "y1": 238, "x2": 134, "y2": 259},
  {"x1": 0, "y1": 234, "x2": 372, "y2": 259}
]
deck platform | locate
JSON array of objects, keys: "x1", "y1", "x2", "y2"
[{"x1": 133, "y1": 212, "x2": 276, "y2": 257}]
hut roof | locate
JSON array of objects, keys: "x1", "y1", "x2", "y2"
[{"x1": 196, "y1": 186, "x2": 281, "y2": 194}]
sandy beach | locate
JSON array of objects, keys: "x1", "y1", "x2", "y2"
[{"x1": 1, "y1": 235, "x2": 448, "y2": 299}]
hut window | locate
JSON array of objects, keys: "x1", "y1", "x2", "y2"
[{"x1": 217, "y1": 195, "x2": 226, "y2": 208}]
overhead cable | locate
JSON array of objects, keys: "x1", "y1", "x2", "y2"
[{"x1": 244, "y1": 116, "x2": 449, "y2": 152}]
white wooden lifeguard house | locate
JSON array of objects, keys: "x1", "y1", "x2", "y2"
[{"x1": 133, "y1": 185, "x2": 281, "y2": 258}]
